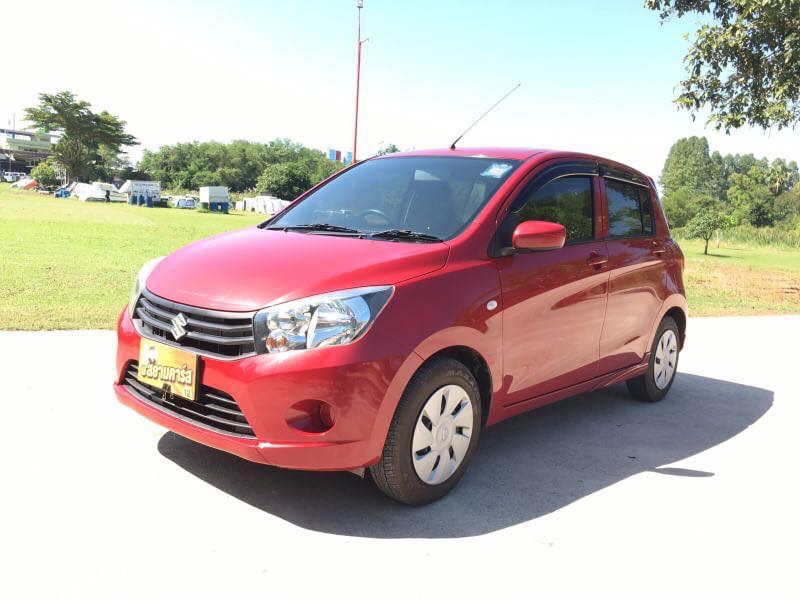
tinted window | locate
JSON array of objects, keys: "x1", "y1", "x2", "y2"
[
  {"x1": 606, "y1": 179, "x2": 655, "y2": 237},
  {"x1": 270, "y1": 156, "x2": 520, "y2": 240},
  {"x1": 516, "y1": 176, "x2": 594, "y2": 243}
]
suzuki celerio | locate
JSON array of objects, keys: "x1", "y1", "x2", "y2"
[{"x1": 115, "y1": 147, "x2": 687, "y2": 504}]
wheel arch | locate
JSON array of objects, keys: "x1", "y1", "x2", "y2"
[
  {"x1": 648, "y1": 295, "x2": 688, "y2": 351},
  {"x1": 664, "y1": 306, "x2": 687, "y2": 349},
  {"x1": 420, "y1": 346, "x2": 493, "y2": 425}
]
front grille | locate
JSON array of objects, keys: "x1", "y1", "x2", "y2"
[
  {"x1": 122, "y1": 361, "x2": 255, "y2": 438},
  {"x1": 134, "y1": 288, "x2": 256, "y2": 358}
]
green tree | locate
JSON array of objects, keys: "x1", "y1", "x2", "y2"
[
  {"x1": 138, "y1": 139, "x2": 338, "y2": 192},
  {"x1": 24, "y1": 91, "x2": 137, "y2": 182},
  {"x1": 660, "y1": 136, "x2": 722, "y2": 199},
  {"x1": 309, "y1": 158, "x2": 342, "y2": 183},
  {"x1": 94, "y1": 144, "x2": 132, "y2": 182},
  {"x1": 646, "y1": 0, "x2": 800, "y2": 131},
  {"x1": 767, "y1": 159, "x2": 797, "y2": 196},
  {"x1": 774, "y1": 189, "x2": 800, "y2": 221},
  {"x1": 256, "y1": 162, "x2": 312, "y2": 200},
  {"x1": 30, "y1": 159, "x2": 61, "y2": 189},
  {"x1": 727, "y1": 165, "x2": 776, "y2": 226},
  {"x1": 661, "y1": 188, "x2": 695, "y2": 228},
  {"x1": 685, "y1": 208, "x2": 728, "y2": 254},
  {"x1": 376, "y1": 143, "x2": 400, "y2": 156}
]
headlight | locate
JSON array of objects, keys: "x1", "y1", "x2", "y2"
[
  {"x1": 128, "y1": 257, "x2": 164, "y2": 317},
  {"x1": 253, "y1": 286, "x2": 394, "y2": 353}
]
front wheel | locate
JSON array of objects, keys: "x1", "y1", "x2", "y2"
[
  {"x1": 626, "y1": 316, "x2": 680, "y2": 402},
  {"x1": 370, "y1": 357, "x2": 482, "y2": 505}
]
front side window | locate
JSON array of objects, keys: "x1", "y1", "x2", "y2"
[
  {"x1": 268, "y1": 156, "x2": 521, "y2": 240},
  {"x1": 606, "y1": 179, "x2": 655, "y2": 237},
  {"x1": 514, "y1": 176, "x2": 594, "y2": 243}
]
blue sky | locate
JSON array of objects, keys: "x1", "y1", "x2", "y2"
[{"x1": 4, "y1": 0, "x2": 797, "y2": 178}]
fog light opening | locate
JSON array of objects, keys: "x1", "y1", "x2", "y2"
[{"x1": 286, "y1": 400, "x2": 335, "y2": 433}]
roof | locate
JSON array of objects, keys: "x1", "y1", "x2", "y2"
[
  {"x1": 386, "y1": 147, "x2": 546, "y2": 160},
  {"x1": 374, "y1": 147, "x2": 655, "y2": 182}
]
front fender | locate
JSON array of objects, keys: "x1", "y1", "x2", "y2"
[{"x1": 364, "y1": 262, "x2": 503, "y2": 456}]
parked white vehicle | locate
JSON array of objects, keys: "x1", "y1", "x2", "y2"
[{"x1": 4, "y1": 171, "x2": 26, "y2": 183}]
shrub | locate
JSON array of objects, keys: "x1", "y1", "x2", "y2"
[
  {"x1": 30, "y1": 159, "x2": 61, "y2": 189},
  {"x1": 719, "y1": 223, "x2": 800, "y2": 249}
]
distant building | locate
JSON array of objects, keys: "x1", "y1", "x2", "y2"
[
  {"x1": 327, "y1": 148, "x2": 352, "y2": 164},
  {"x1": 0, "y1": 128, "x2": 55, "y2": 174}
]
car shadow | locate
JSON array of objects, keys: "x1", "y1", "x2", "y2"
[{"x1": 158, "y1": 373, "x2": 772, "y2": 539}]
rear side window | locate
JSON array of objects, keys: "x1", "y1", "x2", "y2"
[
  {"x1": 605, "y1": 179, "x2": 655, "y2": 237},
  {"x1": 516, "y1": 176, "x2": 594, "y2": 243}
]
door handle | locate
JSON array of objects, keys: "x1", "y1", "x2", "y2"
[
  {"x1": 652, "y1": 242, "x2": 667, "y2": 255},
  {"x1": 587, "y1": 252, "x2": 608, "y2": 267}
]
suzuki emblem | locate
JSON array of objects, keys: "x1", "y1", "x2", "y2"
[{"x1": 170, "y1": 312, "x2": 188, "y2": 340}]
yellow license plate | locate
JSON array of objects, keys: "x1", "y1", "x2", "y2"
[{"x1": 137, "y1": 339, "x2": 198, "y2": 401}]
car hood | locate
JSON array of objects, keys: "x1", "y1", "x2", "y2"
[{"x1": 146, "y1": 227, "x2": 450, "y2": 312}]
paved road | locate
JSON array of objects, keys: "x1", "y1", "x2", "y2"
[{"x1": 2, "y1": 316, "x2": 797, "y2": 599}]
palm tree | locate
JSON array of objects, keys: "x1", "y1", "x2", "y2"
[{"x1": 768, "y1": 161, "x2": 792, "y2": 195}]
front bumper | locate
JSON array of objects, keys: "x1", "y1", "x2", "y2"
[{"x1": 114, "y1": 308, "x2": 422, "y2": 471}]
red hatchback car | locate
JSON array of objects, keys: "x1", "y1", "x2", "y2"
[{"x1": 115, "y1": 147, "x2": 686, "y2": 504}]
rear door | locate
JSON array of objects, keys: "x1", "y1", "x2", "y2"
[
  {"x1": 497, "y1": 162, "x2": 610, "y2": 405},
  {"x1": 599, "y1": 172, "x2": 667, "y2": 373}
]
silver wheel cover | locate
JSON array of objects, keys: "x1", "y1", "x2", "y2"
[
  {"x1": 411, "y1": 384, "x2": 474, "y2": 485},
  {"x1": 653, "y1": 329, "x2": 678, "y2": 389}
]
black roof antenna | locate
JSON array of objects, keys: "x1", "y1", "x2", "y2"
[{"x1": 450, "y1": 83, "x2": 521, "y2": 150}]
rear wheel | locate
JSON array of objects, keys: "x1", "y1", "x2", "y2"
[
  {"x1": 627, "y1": 316, "x2": 680, "y2": 402},
  {"x1": 370, "y1": 357, "x2": 482, "y2": 505}
]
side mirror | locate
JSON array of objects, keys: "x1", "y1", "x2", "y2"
[{"x1": 512, "y1": 220, "x2": 566, "y2": 251}]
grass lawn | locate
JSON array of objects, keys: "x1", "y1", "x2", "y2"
[
  {"x1": 1, "y1": 183, "x2": 798, "y2": 329},
  {"x1": 0, "y1": 184, "x2": 263, "y2": 329},
  {"x1": 675, "y1": 238, "x2": 800, "y2": 316}
]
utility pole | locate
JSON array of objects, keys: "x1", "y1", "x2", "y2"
[{"x1": 353, "y1": 0, "x2": 365, "y2": 162}]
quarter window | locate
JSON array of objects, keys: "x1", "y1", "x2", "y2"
[
  {"x1": 605, "y1": 179, "x2": 655, "y2": 237},
  {"x1": 515, "y1": 176, "x2": 594, "y2": 243}
]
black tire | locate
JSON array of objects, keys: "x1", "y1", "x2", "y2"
[
  {"x1": 626, "y1": 316, "x2": 680, "y2": 402},
  {"x1": 370, "y1": 357, "x2": 482, "y2": 505}
]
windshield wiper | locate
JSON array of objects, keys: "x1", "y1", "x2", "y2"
[
  {"x1": 266, "y1": 223, "x2": 363, "y2": 234},
  {"x1": 369, "y1": 229, "x2": 442, "y2": 242}
]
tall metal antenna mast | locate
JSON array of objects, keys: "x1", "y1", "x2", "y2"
[
  {"x1": 353, "y1": 0, "x2": 367, "y2": 162},
  {"x1": 449, "y1": 83, "x2": 521, "y2": 150}
]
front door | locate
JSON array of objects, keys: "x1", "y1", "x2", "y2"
[{"x1": 498, "y1": 172, "x2": 609, "y2": 405}]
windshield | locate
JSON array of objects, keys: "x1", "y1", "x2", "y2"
[{"x1": 267, "y1": 156, "x2": 521, "y2": 240}]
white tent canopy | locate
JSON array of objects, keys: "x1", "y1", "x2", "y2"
[
  {"x1": 119, "y1": 180, "x2": 160, "y2": 195},
  {"x1": 11, "y1": 177, "x2": 34, "y2": 189},
  {"x1": 71, "y1": 182, "x2": 107, "y2": 202},
  {"x1": 237, "y1": 195, "x2": 290, "y2": 215}
]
